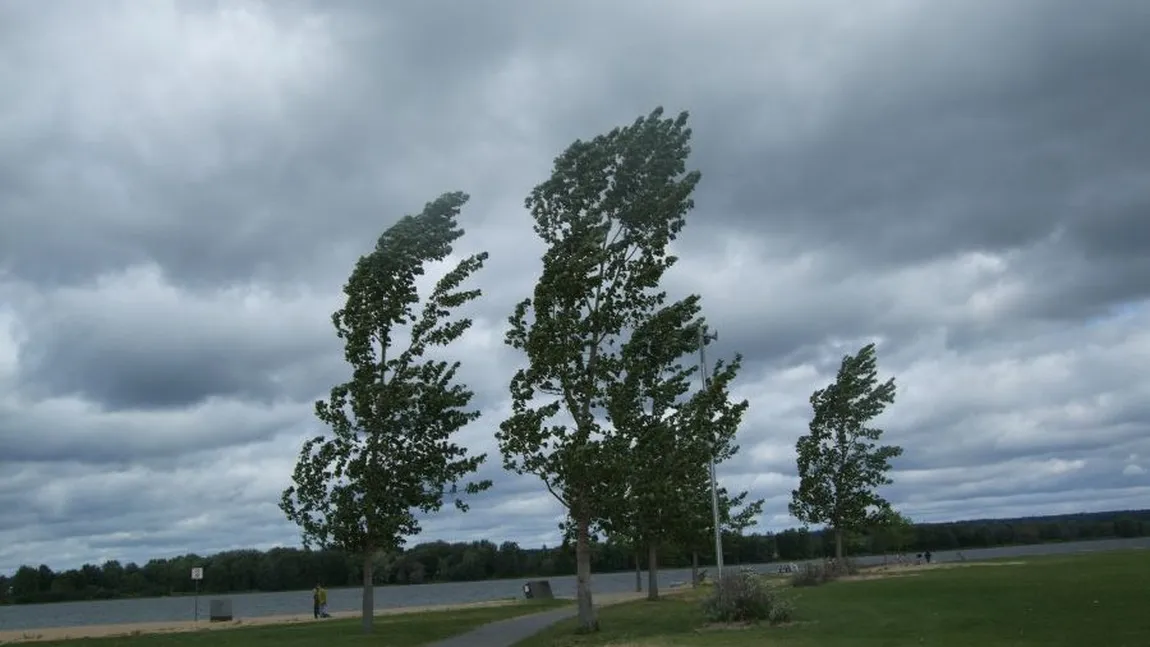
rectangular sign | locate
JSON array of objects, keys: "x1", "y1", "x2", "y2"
[{"x1": 191, "y1": 567, "x2": 204, "y2": 581}]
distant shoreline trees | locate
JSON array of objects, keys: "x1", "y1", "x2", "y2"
[{"x1": 4, "y1": 509, "x2": 1147, "y2": 606}]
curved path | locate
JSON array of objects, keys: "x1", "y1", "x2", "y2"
[
  {"x1": 425, "y1": 605, "x2": 579, "y2": 647},
  {"x1": 426, "y1": 591, "x2": 652, "y2": 647}
]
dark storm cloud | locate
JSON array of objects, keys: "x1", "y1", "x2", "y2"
[
  {"x1": 10, "y1": 269, "x2": 342, "y2": 409},
  {"x1": 2, "y1": 0, "x2": 1150, "y2": 574},
  {"x1": 705, "y1": 0, "x2": 1150, "y2": 310},
  {"x1": 0, "y1": 0, "x2": 535, "y2": 290},
  {"x1": 0, "y1": 398, "x2": 310, "y2": 465}
]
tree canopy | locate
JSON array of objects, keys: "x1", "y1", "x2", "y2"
[
  {"x1": 601, "y1": 306, "x2": 753, "y2": 599},
  {"x1": 789, "y1": 342, "x2": 901, "y2": 558},
  {"x1": 280, "y1": 191, "x2": 491, "y2": 632},
  {"x1": 498, "y1": 107, "x2": 702, "y2": 631}
]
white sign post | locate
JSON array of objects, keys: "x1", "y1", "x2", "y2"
[{"x1": 191, "y1": 567, "x2": 204, "y2": 622}]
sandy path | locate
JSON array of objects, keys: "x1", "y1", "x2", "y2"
[{"x1": 0, "y1": 597, "x2": 525, "y2": 643}]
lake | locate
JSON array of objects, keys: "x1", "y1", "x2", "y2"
[{"x1": 2, "y1": 536, "x2": 1146, "y2": 631}]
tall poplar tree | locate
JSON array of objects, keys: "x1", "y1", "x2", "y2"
[
  {"x1": 498, "y1": 107, "x2": 701, "y2": 632},
  {"x1": 603, "y1": 305, "x2": 750, "y2": 600},
  {"x1": 280, "y1": 192, "x2": 492, "y2": 633},
  {"x1": 677, "y1": 477, "x2": 765, "y2": 585},
  {"x1": 789, "y1": 342, "x2": 901, "y2": 559}
]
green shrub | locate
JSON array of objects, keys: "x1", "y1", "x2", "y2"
[
  {"x1": 702, "y1": 570, "x2": 795, "y2": 625},
  {"x1": 791, "y1": 558, "x2": 859, "y2": 587}
]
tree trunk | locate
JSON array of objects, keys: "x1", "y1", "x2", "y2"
[
  {"x1": 633, "y1": 550, "x2": 641, "y2": 592},
  {"x1": 834, "y1": 527, "x2": 844, "y2": 560},
  {"x1": 646, "y1": 543, "x2": 659, "y2": 601},
  {"x1": 361, "y1": 552, "x2": 374, "y2": 633},
  {"x1": 574, "y1": 513, "x2": 599, "y2": 632},
  {"x1": 691, "y1": 551, "x2": 699, "y2": 587}
]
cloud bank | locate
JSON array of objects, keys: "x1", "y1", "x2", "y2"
[{"x1": 1, "y1": 0, "x2": 1148, "y2": 572}]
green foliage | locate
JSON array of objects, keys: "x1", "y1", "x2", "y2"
[
  {"x1": 598, "y1": 301, "x2": 752, "y2": 598},
  {"x1": 497, "y1": 107, "x2": 702, "y2": 630},
  {"x1": 868, "y1": 508, "x2": 916, "y2": 554},
  {"x1": 677, "y1": 480, "x2": 765, "y2": 558},
  {"x1": 279, "y1": 192, "x2": 491, "y2": 631},
  {"x1": 702, "y1": 571, "x2": 795, "y2": 625},
  {"x1": 789, "y1": 343, "x2": 901, "y2": 558}
]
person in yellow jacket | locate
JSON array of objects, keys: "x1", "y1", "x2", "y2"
[
  {"x1": 318, "y1": 584, "x2": 329, "y2": 618},
  {"x1": 312, "y1": 583, "x2": 329, "y2": 619}
]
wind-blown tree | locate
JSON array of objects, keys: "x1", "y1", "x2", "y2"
[
  {"x1": 869, "y1": 509, "x2": 915, "y2": 556},
  {"x1": 280, "y1": 192, "x2": 492, "y2": 634},
  {"x1": 789, "y1": 342, "x2": 901, "y2": 560},
  {"x1": 603, "y1": 306, "x2": 750, "y2": 601},
  {"x1": 677, "y1": 476, "x2": 765, "y2": 586},
  {"x1": 498, "y1": 107, "x2": 701, "y2": 632},
  {"x1": 588, "y1": 494, "x2": 644, "y2": 592}
]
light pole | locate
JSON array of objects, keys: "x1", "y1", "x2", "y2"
[{"x1": 697, "y1": 324, "x2": 724, "y2": 582}]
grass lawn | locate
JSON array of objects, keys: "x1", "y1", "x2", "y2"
[
  {"x1": 516, "y1": 549, "x2": 1150, "y2": 646},
  {"x1": 23, "y1": 599, "x2": 569, "y2": 646}
]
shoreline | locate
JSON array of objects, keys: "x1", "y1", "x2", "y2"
[
  {"x1": 0, "y1": 593, "x2": 652, "y2": 644},
  {"x1": 0, "y1": 598, "x2": 534, "y2": 643}
]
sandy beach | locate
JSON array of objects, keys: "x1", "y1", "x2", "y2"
[
  {"x1": 0, "y1": 592, "x2": 649, "y2": 643},
  {"x1": 0, "y1": 598, "x2": 520, "y2": 643}
]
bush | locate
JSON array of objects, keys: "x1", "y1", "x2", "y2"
[
  {"x1": 702, "y1": 570, "x2": 794, "y2": 625},
  {"x1": 791, "y1": 558, "x2": 859, "y2": 587}
]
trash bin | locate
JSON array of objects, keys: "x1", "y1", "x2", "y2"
[{"x1": 209, "y1": 598, "x2": 233, "y2": 622}]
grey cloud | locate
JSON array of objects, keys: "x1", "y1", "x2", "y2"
[
  {"x1": 0, "y1": 397, "x2": 311, "y2": 465},
  {"x1": 701, "y1": 0, "x2": 1150, "y2": 316},
  {"x1": 10, "y1": 266, "x2": 341, "y2": 409},
  {"x1": 0, "y1": 1, "x2": 535, "y2": 290},
  {"x1": 2, "y1": 0, "x2": 1150, "y2": 574}
]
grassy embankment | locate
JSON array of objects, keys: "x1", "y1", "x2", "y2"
[
  {"x1": 517, "y1": 549, "x2": 1150, "y2": 646},
  {"x1": 5, "y1": 598, "x2": 568, "y2": 646}
]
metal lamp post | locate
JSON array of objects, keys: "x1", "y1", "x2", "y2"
[{"x1": 696, "y1": 324, "x2": 724, "y2": 582}]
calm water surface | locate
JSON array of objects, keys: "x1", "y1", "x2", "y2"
[{"x1": 2, "y1": 537, "x2": 1146, "y2": 631}]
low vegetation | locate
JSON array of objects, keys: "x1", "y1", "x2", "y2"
[
  {"x1": 514, "y1": 550, "x2": 1150, "y2": 646},
  {"x1": 791, "y1": 558, "x2": 860, "y2": 587},
  {"x1": 16, "y1": 599, "x2": 567, "y2": 646},
  {"x1": 701, "y1": 570, "x2": 793, "y2": 625}
]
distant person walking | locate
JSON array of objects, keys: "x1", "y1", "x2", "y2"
[{"x1": 313, "y1": 583, "x2": 330, "y2": 619}]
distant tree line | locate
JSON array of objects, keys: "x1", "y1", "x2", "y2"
[{"x1": 2, "y1": 509, "x2": 1145, "y2": 605}]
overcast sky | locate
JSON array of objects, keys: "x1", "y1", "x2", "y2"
[{"x1": 2, "y1": 0, "x2": 1149, "y2": 574}]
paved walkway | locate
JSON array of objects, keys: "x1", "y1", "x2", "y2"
[
  {"x1": 425, "y1": 591, "x2": 651, "y2": 647},
  {"x1": 425, "y1": 605, "x2": 579, "y2": 647}
]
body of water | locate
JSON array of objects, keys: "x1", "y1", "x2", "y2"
[{"x1": 2, "y1": 536, "x2": 1146, "y2": 631}]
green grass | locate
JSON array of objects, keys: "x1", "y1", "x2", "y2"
[
  {"x1": 515, "y1": 550, "x2": 1150, "y2": 646},
  {"x1": 24, "y1": 599, "x2": 569, "y2": 646}
]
